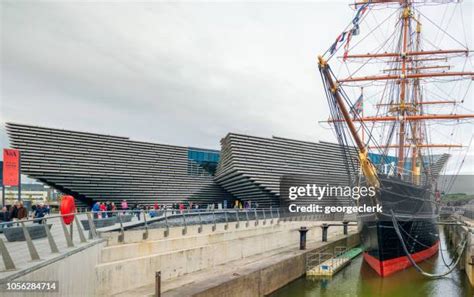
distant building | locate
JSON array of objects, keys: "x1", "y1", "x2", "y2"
[{"x1": 1, "y1": 183, "x2": 56, "y2": 206}]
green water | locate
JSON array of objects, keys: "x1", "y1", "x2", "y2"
[{"x1": 270, "y1": 230, "x2": 473, "y2": 297}]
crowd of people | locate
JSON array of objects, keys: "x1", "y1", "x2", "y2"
[
  {"x1": 91, "y1": 201, "x2": 117, "y2": 219},
  {"x1": 0, "y1": 201, "x2": 52, "y2": 228},
  {"x1": 90, "y1": 200, "x2": 168, "y2": 220},
  {"x1": 87, "y1": 199, "x2": 259, "y2": 218},
  {"x1": 0, "y1": 198, "x2": 261, "y2": 229}
]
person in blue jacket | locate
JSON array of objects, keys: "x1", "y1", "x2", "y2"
[
  {"x1": 92, "y1": 202, "x2": 100, "y2": 219},
  {"x1": 34, "y1": 203, "x2": 48, "y2": 224}
]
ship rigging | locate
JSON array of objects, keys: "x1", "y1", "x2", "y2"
[{"x1": 317, "y1": 0, "x2": 473, "y2": 277}]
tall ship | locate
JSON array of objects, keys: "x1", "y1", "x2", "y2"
[{"x1": 318, "y1": 0, "x2": 473, "y2": 276}]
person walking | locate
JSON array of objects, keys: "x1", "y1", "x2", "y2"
[
  {"x1": 111, "y1": 202, "x2": 116, "y2": 216},
  {"x1": 99, "y1": 202, "x2": 107, "y2": 219},
  {"x1": 106, "y1": 201, "x2": 113, "y2": 217},
  {"x1": 0, "y1": 206, "x2": 11, "y2": 230},
  {"x1": 10, "y1": 202, "x2": 28, "y2": 226},
  {"x1": 34, "y1": 203, "x2": 48, "y2": 224},
  {"x1": 45, "y1": 204, "x2": 51, "y2": 215},
  {"x1": 121, "y1": 200, "x2": 128, "y2": 214},
  {"x1": 133, "y1": 204, "x2": 141, "y2": 221},
  {"x1": 31, "y1": 204, "x2": 37, "y2": 217},
  {"x1": 0, "y1": 206, "x2": 10, "y2": 222},
  {"x1": 9, "y1": 201, "x2": 19, "y2": 221},
  {"x1": 92, "y1": 202, "x2": 100, "y2": 219}
]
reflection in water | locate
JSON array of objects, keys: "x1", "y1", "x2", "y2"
[{"x1": 270, "y1": 228, "x2": 472, "y2": 297}]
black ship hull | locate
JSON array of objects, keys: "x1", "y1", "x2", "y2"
[{"x1": 359, "y1": 177, "x2": 439, "y2": 277}]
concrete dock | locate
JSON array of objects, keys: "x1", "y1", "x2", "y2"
[
  {"x1": 444, "y1": 213, "x2": 474, "y2": 287},
  {"x1": 0, "y1": 213, "x2": 359, "y2": 297}
]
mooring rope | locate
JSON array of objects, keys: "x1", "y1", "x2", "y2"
[
  {"x1": 390, "y1": 210, "x2": 467, "y2": 278},
  {"x1": 440, "y1": 234, "x2": 457, "y2": 268}
]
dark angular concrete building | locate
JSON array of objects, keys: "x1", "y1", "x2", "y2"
[
  {"x1": 5, "y1": 123, "x2": 448, "y2": 207},
  {"x1": 215, "y1": 133, "x2": 359, "y2": 206},
  {"x1": 6, "y1": 123, "x2": 233, "y2": 206}
]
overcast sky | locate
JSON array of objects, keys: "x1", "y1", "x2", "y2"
[{"x1": 0, "y1": 0, "x2": 473, "y2": 174}]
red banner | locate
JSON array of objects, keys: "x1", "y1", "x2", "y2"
[{"x1": 3, "y1": 149, "x2": 20, "y2": 186}]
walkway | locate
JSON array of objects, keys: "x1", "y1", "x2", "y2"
[{"x1": 0, "y1": 214, "x2": 106, "y2": 281}]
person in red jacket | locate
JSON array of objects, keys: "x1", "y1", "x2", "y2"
[{"x1": 99, "y1": 202, "x2": 107, "y2": 218}]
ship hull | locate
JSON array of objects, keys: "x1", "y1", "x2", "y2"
[{"x1": 359, "y1": 177, "x2": 439, "y2": 277}]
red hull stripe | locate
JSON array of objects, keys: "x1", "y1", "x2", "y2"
[{"x1": 363, "y1": 240, "x2": 440, "y2": 277}]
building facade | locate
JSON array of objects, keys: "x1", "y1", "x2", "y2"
[
  {"x1": 6, "y1": 123, "x2": 233, "y2": 206},
  {"x1": 215, "y1": 133, "x2": 359, "y2": 206},
  {"x1": 5, "y1": 123, "x2": 448, "y2": 207}
]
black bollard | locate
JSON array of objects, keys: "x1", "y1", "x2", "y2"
[
  {"x1": 321, "y1": 223, "x2": 329, "y2": 242},
  {"x1": 343, "y1": 221, "x2": 349, "y2": 235},
  {"x1": 155, "y1": 271, "x2": 161, "y2": 297},
  {"x1": 299, "y1": 227, "x2": 309, "y2": 250}
]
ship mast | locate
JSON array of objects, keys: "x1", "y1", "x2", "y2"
[
  {"x1": 411, "y1": 13, "x2": 421, "y2": 184},
  {"x1": 319, "y1": 0, "x2": 474, "y2": 186},
  {"x1": 318, "y1": 56, "x2": 380, "y2": 188},
  {"x1": 397, "y1": 2, "x2": 410, "y2": 175}
]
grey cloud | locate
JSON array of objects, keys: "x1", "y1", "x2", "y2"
[{"x1": 0, "y1": 1, "x2": 472, "y2": 173}]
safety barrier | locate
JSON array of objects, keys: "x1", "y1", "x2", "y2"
[{"x1": 0, "y1": 207, "x2": 355, "y2": 272}]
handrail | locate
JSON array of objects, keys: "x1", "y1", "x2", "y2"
[
  {"x1": 0, "y1": 207, "x2": 352, "y2": 227},
  {"x1": 0, "y1": 207, "x2": 355, "y2": 274}
]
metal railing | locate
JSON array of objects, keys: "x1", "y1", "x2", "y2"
[
  {"x1": 0, "y1": 212, "x2": 99, "y2": 271},
  {"x1": 0, "y1": 207, "x2": 341, "y2": 273},
  {"x1": 129, "y1": 208, "x2": 283, "y2": 238},
  {"x1": 306, "y1": 246, "x2": 349, "y2": 273},
  {"x1": 439, "y1": 206, "x2": 472, "y2": 220}
]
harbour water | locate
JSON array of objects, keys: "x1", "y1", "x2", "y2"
[{"x1": 270, "y1": 229, "x2": 472, "y2": 297}]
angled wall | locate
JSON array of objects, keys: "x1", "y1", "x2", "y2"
[
  {"x1": 6, "y1": 123, "x2": 233, "y2": 206},
  {"x1": 6, "y1": 123, "x2": 448, "y2": 208},
  {"x1": 214, "y1": 133, "x2": 450, "y2": 207},
  {"x1": 215, "y1": 133, "x2": 359, "y2": 207}
]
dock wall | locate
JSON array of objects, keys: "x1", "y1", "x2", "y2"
[
  {"x1": 185, "y1": 233, "x2": 360, "y2": 297},
  {"x1": 96, "y1": 220, "x2": 347, "y2": 296},
  {"x1": 445, "y1": 220, "x2": 474, "y2": 287}
]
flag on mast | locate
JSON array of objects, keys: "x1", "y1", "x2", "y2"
[{"x1": 350, "y1": 92, "x2": 363, "y2": 119}]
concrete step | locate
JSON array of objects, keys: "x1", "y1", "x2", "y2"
[
  {"x1": 114, "y1": 242, "x2": 305, "y2": 297},
  {"x1": 96, "y1": 221, "x2": 331, "y2": 296},
  {"x1": 113, "y1": 230, "x2": 359, "y2": 297},
  {"x1": 99, "y1": 221, "x2": 298, "y2": 263},
  {"x1": 102, "y1": 217, "x2": 283, "y2": 247}
]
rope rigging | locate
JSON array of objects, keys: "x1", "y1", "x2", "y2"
[
  {"x1": 318, "y1": 0, "x2": 472, "y2": 185},
  {"x1": 391, "y1": 210, "x2": 468, "y2": 278},
  {"x1": 318, "y1": 0, "x2": 472, "y2": 280}
]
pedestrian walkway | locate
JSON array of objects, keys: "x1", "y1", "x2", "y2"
[{"x1": 0, "y1": 214, "x2": 108, "y2": 281}]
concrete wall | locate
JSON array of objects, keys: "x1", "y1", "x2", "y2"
[
  {"x1": 445, "y1": 222, "x2": 474, "y2": 287},
  {"x1": 96, "y1": 220, "x2": 347, "y2": 296},
  {"x1": 1, "y1": 219, "x2": 356, "y2": 297},
  {"x1": 101, "y1": 221, "x2": 309, "y2": 262},
  {"x1": 465, "y1": 231, "x2": 474, "y2": 286},
  {"x1": 3, "y1": 240, "x2": 106, "y2": 297},
  {"x1": 172, "y1": 233, "x2": 360, "y2": 297}
]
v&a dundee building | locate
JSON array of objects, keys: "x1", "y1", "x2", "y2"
[{"x1": 5, "y1": 123, "x2": 448, "y2": 207}]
